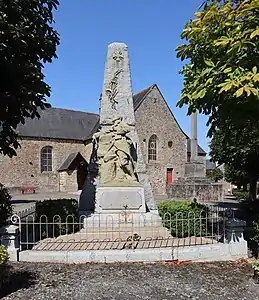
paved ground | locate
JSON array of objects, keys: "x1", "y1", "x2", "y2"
[{"x1": 1, "y1": 261, "x2": 258, "y2": 300}]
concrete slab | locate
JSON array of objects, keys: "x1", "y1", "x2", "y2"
[{"x1": 18, "y1": 241, "x2": 248, "y2": 263}]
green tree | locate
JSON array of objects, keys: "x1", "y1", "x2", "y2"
[
  {"x1": 0, "y1": 0, "x2": 60, "y2": 157},
  {"x1": 206, "y1": 167, "x2": 224, "y2": 182},
  {"x1": 224, "y1": 164, "x2": 249, "y2": 190},
  {"x1": 176, "y1": 0, "x2": 259, "y2": 200},
  {"x1": 210, "y1": 125, "x2": 259, "y2": 199},
  {"x1": 176, "y1": 0, "x2": 259, "y2": 135}
]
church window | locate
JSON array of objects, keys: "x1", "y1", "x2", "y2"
[
  {"x1": 41, "y1": 146, "x2": 53, "y2": 172},
  {"x1": 148, "y1": 135, "x2": 157, "y2": 161}
]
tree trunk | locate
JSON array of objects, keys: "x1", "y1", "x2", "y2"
[
  {"x1": 249, "y1": 175, "x2": 257, "y2": 201},
  {"x1": 242, "y1": 184, "x2": 248, "y2": 192},
  {"x1": 237, "y1": 184, "x2": 241, "y2": 190}
]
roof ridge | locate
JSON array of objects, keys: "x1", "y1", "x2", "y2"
[
  {"x1": 133, "y1": 84, "x2": 156, "y2": 97},
  {"x1": 133, "y1": 84, "x2": 157, "y2": 111},
  {"x1": 48, "y1": 107, "x2": 99, "y2": 116}
]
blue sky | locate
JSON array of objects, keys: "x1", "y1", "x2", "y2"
[{"x1": 44, "y1": 0, "x2": 210, "y2": 154}]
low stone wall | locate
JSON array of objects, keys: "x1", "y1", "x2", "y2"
[{"x1": 166, "y1": 178, "x2": 224, "y2": 202}]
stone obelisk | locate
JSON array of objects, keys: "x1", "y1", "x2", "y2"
[
  {"x1": 94, "y1": 42, "x2": 157, "y2": 214},
  {"x1": 100, "y1": 43, "x2": 135, "y2": 126},
  {"x1": 185, "y1": 111, "x2": 206, "y2": 178},
  {"x1": 190, "y1": 112, "x2": 198, "y2": 162}
]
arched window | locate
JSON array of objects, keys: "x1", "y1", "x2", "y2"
[
  {"x1": 41, "y1": 146, "x2": 53, "y2": 172},
  {"x1": 148, "y1": 135, "x2": 157, "y2": 161}
]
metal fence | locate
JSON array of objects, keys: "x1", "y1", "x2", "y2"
[{"x1": 10, "y1": 205, "x2": 233, "y2": 251}]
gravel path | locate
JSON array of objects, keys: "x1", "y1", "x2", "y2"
[{"x1": 1, "y1": 261, "x2": 259, "y2": 300}]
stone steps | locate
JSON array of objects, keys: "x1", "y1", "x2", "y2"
[
  {"x1": 32, "y1": 235, "x2": 217, "y2": 252},
  {"x1": 41, "y1": 225, "x2": 172, "y2": 243}
]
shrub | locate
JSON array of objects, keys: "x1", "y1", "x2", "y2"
[
  {"x1": 206, "y1": 168, "x2": 224, "y2": 182},
  {"x1": 36, "y1": 198, "x2": 79, "y2": 221},
  {"x1": 238, "y1": 199, "x2": 259, "y2": 257},
  {"x1": 252, "y1": 260, "x2": 259, "y2": 283},
  {"x1": 0, "y1": 245, "x2": 8, "y2": 265},
  {"x1": 0, "y1": 245, "x2": 10, "y2": 289},
  {"x1": 35, "y1": 198, "x2": 79, "y2": 238},
  {"x1": 251, "y1": 220, "x2": 259, "y2": 246},
  {"x1": 0, "y1": 184, "x2": 12, "y2": 227},
  {"x1": 158, "y1": 201, "x2": 209, "y2": 238},
  {"x1": 232, "y1": 189, "x2": 250, "y2": 200},
  {"x1": 252, "y1": 260, "x2": 259, "y2": 273},
  {"x1": 239, "y1": 198, "x2": 259, "y2": 216}
]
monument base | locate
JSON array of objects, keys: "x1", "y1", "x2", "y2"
[
  {"x1": 95, "y1": 186, "x2": 146, "y2": 213},
  {"x1": 80, "y1": 210, "x2": 163, "y2": 229},
  {"x1": 79, "y1": 185, "x2": 163, "y2": 229},
  {"x1": 185, "y1": 162, "x2": 206, "y2": 178}
]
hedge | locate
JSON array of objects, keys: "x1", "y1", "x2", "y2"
[
  {"x1": 232, "y1": 189, "x2": 250, "y2": 200},
  {"x1": 158, "y1": 201, "x2": 209, "y2": 238},
  {"x1": 0, "y1": 245, "x2": 9, "y2": 290},
  {"x1": 35, "y1": 198, "x2": 79, "y2": 238},
  {"x1": 0, "y1": 184, "x2": 12, "y2": 227}
]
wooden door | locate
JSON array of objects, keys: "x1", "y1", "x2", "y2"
[
  {"x1": 166, "y1": 168, "x2": 173, "y2": 184},
  {"x1": 77, "y1": 161, "x2": 88, "y2": 190}
]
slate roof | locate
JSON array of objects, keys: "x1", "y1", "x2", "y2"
[
  {"x1": 206, "y1": 160, "x2": 217, "y2": 170},
  {"x1": 187, "y1": 139, "x2": 206, "y2": 155},
  {"x1": 58, "y1": 152, "x2": 87, "y2": 172},
  {"x1": 16, "y1": 108, "x2": 99, "y2": 141},
  {"x1": 133, "y1": 85, "x2": 155, "y2": 110},
  {"x1": 16, "y1": 85, "x2": 206, "y2": 155}
]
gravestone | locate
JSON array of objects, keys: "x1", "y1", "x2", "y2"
[{"x1": 81, "y1": 42, "x2": 160, "y2": 227}]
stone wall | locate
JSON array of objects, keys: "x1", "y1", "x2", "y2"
[
  {"x1": 59, "y1": 170, "x2": 78, "y2": 192},
  {"x1": 0, "y1": 138, "x2": 92, "y2": 192},
  {"x1": 166, "y1": 179, "x2": 224, "y2": 202},
  {"x1": 134, "y1": 86, "x2": 187, "y2": 195}
]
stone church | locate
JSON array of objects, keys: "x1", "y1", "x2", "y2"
[{"x1": 0, "y1": 84, "x2": 206, "y2": 196}]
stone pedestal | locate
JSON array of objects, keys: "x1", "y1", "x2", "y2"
[
  {"x1": 82, "y1": 211, "x2": 162, "y2": 229},
  {"x1": 0, "y1": 225, "x2": 19, "y2": 261},
  {"x1": 95, "y1": 186, "x2": 146, "y2": 213},
  {"x1": 185, "y1": 162, "x2": 206, "y2": 178},
  {"x1": 81, "y1": 185, "x2": 163, "y2": 229},
  {"x1": 225, "y1": 219, "x2": 247, "y2": 243}
]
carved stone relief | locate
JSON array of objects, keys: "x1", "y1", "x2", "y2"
[
  {"x1": 112, "y1": 51, "x2": 124, "y2": 62},
  {"x1": 93, "y1": 118, "x2": 138, "y2": 186},
  {"x1": 105, "y1": 69, "x2": 123, "y2": 110}
]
